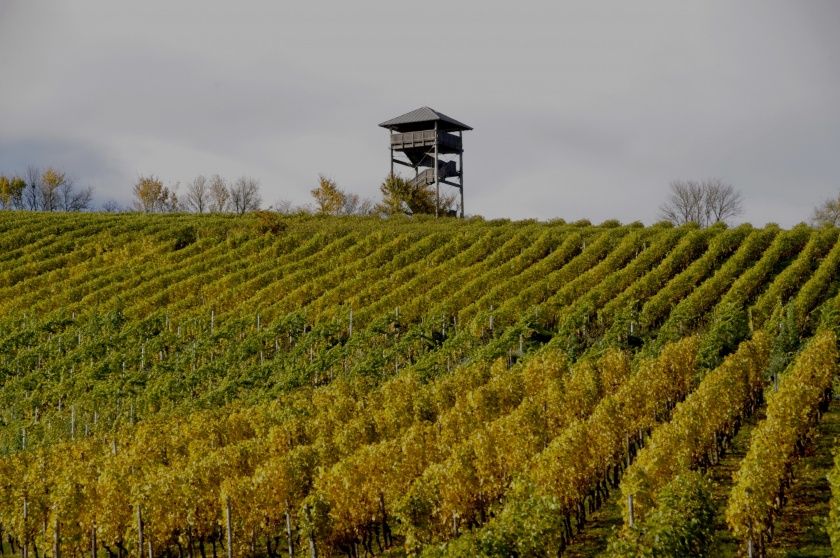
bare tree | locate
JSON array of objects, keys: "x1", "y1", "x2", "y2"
[
  {"x1": 56, "y1": 175, "x2": 93, "y2": 211},
  {"x1": 230, "y1": 176, "x2": 262, "y2": 215},
  {"x1": 208, "y1": 175, "x2": 230, "y2": 213},
  {"x1": 660, "y1": 179, "x2": 743, "y2": 227},
  {"x1": 272, "y1": 199, "x2": 296, "y2": 214},
  {"x1": 60, "y1": 183, "x2": 93, "y2": 211},
  {"x1": 102, "y1": 200, "x2": 123, "y2": 213},
  {"x1": 184, "y1": 175, "x2": 209, "y2": 213},
  {"x1": 703, "y1": 178, "x2": 743, "y2": 224},
  {"x1": 24, "y1": 166, "x2": 42, "y2": 210},
  {"x1": 812, "y1": 192, "x2": 840, "y2": 226},
  {"x1": 161, "y1": 181, "x2": 181, "y2": 212},
  {"x1": 342, "y1": 191, "x2": 373, "y2": 215}
]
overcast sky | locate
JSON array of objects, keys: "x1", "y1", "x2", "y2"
[{"x1": 1, "y1": 1, "x2": 839, "y2": 225}]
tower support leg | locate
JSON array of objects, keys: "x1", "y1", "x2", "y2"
[
  {"x1": 434, "y1": 121, "x2": 439, "y2": 217},
  {"x1": 459, "y1": 132, "x2": 464, "y2": 218}
]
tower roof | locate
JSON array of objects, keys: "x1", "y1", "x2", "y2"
[{"x1": 379, "y1": 107, "x2": 472, "y2": 132}]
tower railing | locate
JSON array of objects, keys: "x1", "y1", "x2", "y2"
[{"x1": 390, "y1": 130, "x2": 461, "y2": 151}]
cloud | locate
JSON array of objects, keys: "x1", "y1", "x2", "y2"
[
  {"x1": 0, "y1": 136, "x2": 126, "y2": 199},
  {"x1": 1, "y1": 1, "x2": 839, "y2": 223}
]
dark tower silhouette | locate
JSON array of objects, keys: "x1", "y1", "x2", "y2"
[{"x1": 379, "y1": 107, "x2": 472, "y2": 217}]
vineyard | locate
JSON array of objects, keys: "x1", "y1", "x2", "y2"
[{"x1": 1, "y1": 211, "x2": 840, "y2": 558}]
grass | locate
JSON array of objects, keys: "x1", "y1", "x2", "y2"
[
  {"x1": 560, "y1": 485, "x2": 625, "y2": 558},
  {"x1": 765, "y1": 397, "x2": 840, "y2": 558},
  {"x1": 706, "y1": 405, "x2": 768, "y2": 557}
]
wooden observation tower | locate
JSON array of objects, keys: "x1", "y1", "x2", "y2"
[{"x1": 379, "y1": 107, "x2": 472, "y2": 217}]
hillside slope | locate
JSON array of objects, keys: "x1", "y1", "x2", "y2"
[{"x1": 0, "y1": 212, "x2": 839, "y2": 557}]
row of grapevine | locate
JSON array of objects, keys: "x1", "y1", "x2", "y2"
[
  {"x1": 616, "y1": 331, "x2": 770, "y2": 528},
  {"x1": 725, "y1": 331, "x2": 838, "y2": 556},
  {"x1": 438, "y1": 336, "x2": 699, "y2": 556}
]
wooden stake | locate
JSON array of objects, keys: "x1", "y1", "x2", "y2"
[
  {"x1": 285, "y1": 507, "x2": 294, "y2": 558},
  {"x1": 434, "y1": 120, "x2": 439, "y2": 218},
  {"x1": 22, "y1": 498, "x2": 28, "y2": 558},
  {"x1": 306, "y1": 506, "x2": 317, "y2": 558},
  {"x1": 225, "y1": 497, "x2": 233, "y2": 558},
  {"x1": 53, "y1": 517, "x2": 60, "y2": 558},
  {"x1": 137, "y1": 507, "x2": 143, "y2": 558},
  {"x1": 747, "y1": 517, "x2": 755, "y2": 558}
]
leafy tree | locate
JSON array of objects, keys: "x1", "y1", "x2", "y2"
[
  {"x1": 311, "y1": 175, "x2": 372, "y2": 216},
  {"x1": 133, "y1": 175, "x2": 178, "y2": 213},
  {"x1": 41, "y1": 167, "x2": 66, "y2": 211},
  {"x1": 311, "y1": 175, "x2": 345, "y2": 215},
  {"x1": 5, "y1": 167, "x2": 92, "y2": 211},
  {"x1": 0, "y1": 174, "x2": 26, "y2": 209},
  {"x1": 812, "y1": 191, "x2": 840, "y2": 226},
  {"x1": 377, "y1": 174, "x2": 455, "y2": 216}
]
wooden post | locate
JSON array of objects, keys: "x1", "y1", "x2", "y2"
[
  {"x1": 348, "y1": 307, "x2": 353, "y2": 338},
  {"x1": 390, "y1": 143, "x2": 394, "y2": 177},
  {"x1": 458, "y1": 130, "x2": 464, "y2": 218},
  {"x1": 627, "y1": 494, "x2": 635, "y2": 528},
  {"x1": 305, "y1": 506, "x2": 317, "y2": 558},
  {"x1": 147, "y1": 541, "x2": 152, "y2": 558},
  {"x1": 285, "y1": 507, "x2": 294, "y2": 558},
  {"x1": 434, "y1": 121, "x2": 439, "y2": 217},
  {"x1": 54, "y1": 516, "x2": 60, "y2": 558},
  {"x1": 211, "y1": 310, "x2": 215, "y2": 335},
  {"x1": 225, "y1": 497, "x2": 233, "y2": 558},
  {"x1": 137, "y1": 507, "x2": 143, "y2": 558},
  {"x1": 91, "y1": 523, "x2": 97, "y2": 558},
  {"x1": 626, "y1": 434, "x2": 631, "y2": 468},
  {"x1": 747, "y1": 516, "x2": 755, "y2": 558},
  {"x1": 23, "y1": 498, "x2": 28, "y2": 558}
]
